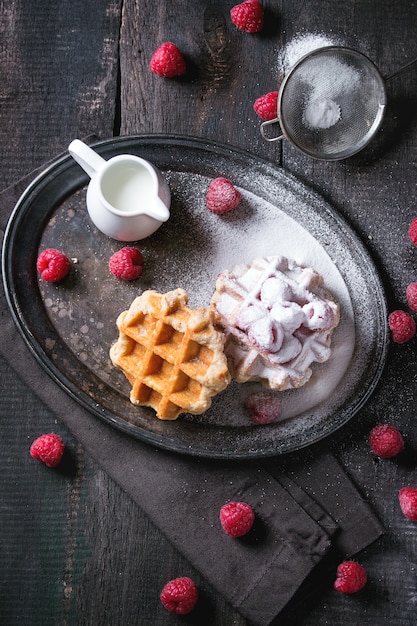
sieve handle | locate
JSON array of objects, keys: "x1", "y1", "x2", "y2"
[
  {"x1": 260, "y1": 118, "x2": 284, "y2": 143},
  {"x1": 385, "y1": 56, "x2": 417, "y2": 81}
]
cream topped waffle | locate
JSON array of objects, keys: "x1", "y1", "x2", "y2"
[
  {"x1": 110, "y1": 288, "x2": 231, "y2": 420},
  {"x1": 211, "y1": 256, "x2": 340, "y2": 391}
]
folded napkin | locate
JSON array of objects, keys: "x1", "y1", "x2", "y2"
[{"x1": 0, "y1": 150, "x2": 384, "y2": 626}]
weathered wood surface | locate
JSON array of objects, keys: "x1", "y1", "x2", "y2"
[{"x1": 1, "y1": 0, "x2": 417, "y2": 624}]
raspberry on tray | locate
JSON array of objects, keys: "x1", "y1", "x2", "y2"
[
  {"x1": 37, "y1": 248, "x2": 71, "y2": 282},
  {"x1": 245, "y1": 390, "x2": 281, "y2": 424},
  {"x1": 109, "y1": 247, "x2": 143, "y2": 280},
  {"x1": 206, "y1": 177, "x2": 242, "y2": 214}
]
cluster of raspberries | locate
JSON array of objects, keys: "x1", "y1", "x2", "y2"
[
  {"x1": 33, "y1": 11, "x2": 417, "y2": 608},
  {"x1": 37, "y1": 246, "x2": 144, "y2": 282},
  {"x1": 29, "y1": 419, "x2": 417, "y2": 607},
  {"x1": 387, "y1": 217, "x2": 417, "y2": 343},
  {"x1": 157, "y1": 417, "x2": 417, "y2": 605},
  {"x1": 38, "y1": 180, "x2": 245, "y2": 280},
  {"x1": 368, "y1": 421, "x2": 417, "y2": 532},
  {"x1": 149, "y1": 2, "x2": 276, "y2": 124}
]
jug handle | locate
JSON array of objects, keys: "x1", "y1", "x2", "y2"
[
  {"x1": 68, "y1": 139, "x2": 106, "y2": 178},
  {"x1": 260, "y1": 118, "x2": 284, "y2": 143}
]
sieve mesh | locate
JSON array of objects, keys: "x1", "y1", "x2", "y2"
[{"x1": 278, "y1": 47, "x2": 387, "y2": 160}]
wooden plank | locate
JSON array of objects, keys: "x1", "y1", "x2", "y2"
[
  {"x1": 275, "y1": 2, "x2": 417, "y2": 624},
  {"x1": 0, "y1": 0, "x2": 122, "y2": 190},
  {"x1": 1, "y1": 0, "x2": 417, "y2": 624},
  {"x1": 0, "y1": 1, "x2": 123, "y2": 625},
  {"x1": 119, "y1": 0, "x2": 282, "y2": 164}
]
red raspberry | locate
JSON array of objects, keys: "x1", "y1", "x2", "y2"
[
  {"x1": 30, "y1": 433, "x2": 65, "y2": 468},
  {"x1": 230, "y1": 0, "x2": 264, "y2": 33},
  {"x1": 334, "y1": 561, "x2": 367, "y2": 593},
  {"x1": 245, "y1": 390, "x2": 281, "y2": 424},
  {"x1": 399, "y1": 487, "x2": 417, "y2": 521},
  {"x1": 149, "y1": 42, "x2": 186, "y2": 78},
  {"x1": 369, "y1": 423, "x2": 404, "y2": 458},
  {"x1": 37, "y1": 248, "x2": 71, "y2": 282},
  {"x1": 109, "y1": 247, "x2": 143, "y2": 280},
  {"x1": 409, "y1": 217, "x2": 417, "y2": 246},
  {"x1": 406, "y1": 282, "x2": 417, "y2": 312},
  {"x1": 220, "y1": 501, "x2": 255, "y2": 537},
  {"x1": 253, "y1": 91, "x2": 278, "y2": 121},
  {"x1": 159, "y1": 577, "x2": 198, "y2": 615},
  {"x1": 388, "y1": 309, "x2": 416, "y2": 343},
  {"x1": 206, "y1": 177, "x2": 241, "y2": 214}
]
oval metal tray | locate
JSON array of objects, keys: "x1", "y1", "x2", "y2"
[{"x1": 2, "y1": 135, "x2": 388, "y2": 458}]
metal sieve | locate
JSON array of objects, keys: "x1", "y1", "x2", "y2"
[{"x1": 261, "y1": 46, "x2": 417, "y2": 160}]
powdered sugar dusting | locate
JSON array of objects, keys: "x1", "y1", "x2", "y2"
[
  {"x1": 35, "y1": 139, "x2": 387, "y2": 457},
  {"x1": 277, "y1": 32, "x2": 340, "y2": 75},
  {"x1": 304, "y1": 98, "x2": 341, "y2": 130},
  {"x1": 159, "y1": 170, "x2": 355, "y2": 425}
]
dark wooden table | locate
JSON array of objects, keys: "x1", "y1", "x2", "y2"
[{"x1": 1, "y1": 1, "x2": 417, "y2": 624}]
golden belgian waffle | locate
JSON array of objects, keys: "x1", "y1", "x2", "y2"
[
  {"x1": 110, "y1": 288, "x2": 231, "y2": 420},
  {"x1": 211, "y1": 256, "x2": 340, "y2": 391}
]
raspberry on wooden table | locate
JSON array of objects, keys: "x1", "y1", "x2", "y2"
[
  {"x1": 388, "y1": 309, "x2": 416, "y2": 343},
  {"x1": 220, "y1": 501, "x2": 255, "y2": 537},
  {"x1": 206, "y1": 177, "x2": 241, "y2": 214},
  {"x1": 406, "y1": 282, "x2": 417, "y2": 312},
  {"x1": 109, "y1": 247, "x2": 143, "y2": 280},
  {"x1": 30, "y1": 433, "x2": 65, "y2": 468},
  {"x1": 230, "y1": 0, "x2": 264, "y2": 33},
  {"x1": 369, "y1": 423, "x2": 404, "y2": 458},
  {"x1": 334, "y1": 561, "x2": 367, "y2": 593},
  {"x1": 253, "y1": 91, "x2": 278, "y2": 121},
  {"x1": 37, "y1": 248, "x2": 71, "y2": 282},
  {"x1": 149, "y1": 42, "x2": 186, "y2": 78},
  {"x1": 159, "y1": 577, "x2": 198, "y2": 615},
  {"x1": 398, "y1": 487, "x2": 417, "y2": 521}
]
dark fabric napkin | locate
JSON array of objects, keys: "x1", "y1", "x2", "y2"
[{"x1": 0, "y1": 152, "x2": 384, "y2": 626}]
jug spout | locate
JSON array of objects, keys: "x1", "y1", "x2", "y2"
[{"x1": 143, "y1": 197, "x2": 170, "y2": 222}]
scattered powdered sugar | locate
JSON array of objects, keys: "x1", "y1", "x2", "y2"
[
  {"x1": 161, "y1": 169, "x2": 356, "y2": 427},
  {"x1": 36, "y1": 151, "x2": 386, "y2": 456},
  {"x1": 277, "y1": 32, "x2": 340, "y2": 75}
]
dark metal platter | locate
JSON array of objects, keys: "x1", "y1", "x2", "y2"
[{"x1": 2, "y1": 135, "x2": 388, "y2": 459}]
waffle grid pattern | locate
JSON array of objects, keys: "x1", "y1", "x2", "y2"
[{"x1": 110, "y1": 289, "x2": 230, "y2": 420}]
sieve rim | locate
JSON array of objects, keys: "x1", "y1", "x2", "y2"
[{"x1": 277, "y1": 46, "x2": 388, "y2": 160}]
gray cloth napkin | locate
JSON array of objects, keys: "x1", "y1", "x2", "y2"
[{"x1": 0, "y1": 153, "x2": 384, "y2": 626}]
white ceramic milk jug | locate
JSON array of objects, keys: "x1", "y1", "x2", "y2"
[{"x1": 68, "y1": 139, "x2": 170, "y2": 241}]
